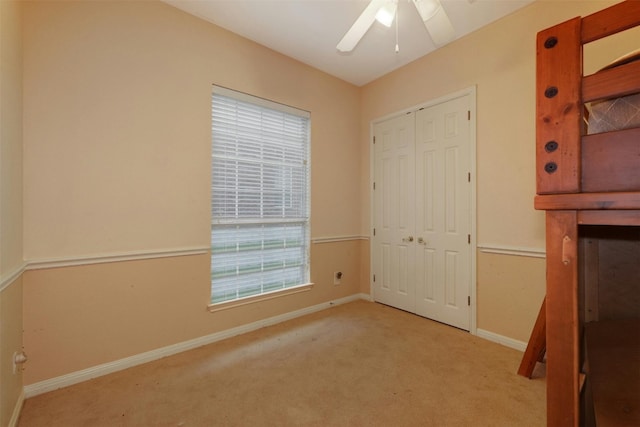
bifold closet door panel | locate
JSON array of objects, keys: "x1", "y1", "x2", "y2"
[
  {"x1": 414, "y1": 95, "x2": 472, "y2": 331},
  {"x1": 372, "y1": 112, "x2": 416, "y2": 313}
]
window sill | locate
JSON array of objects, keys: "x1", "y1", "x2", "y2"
[{"x1": 207, "y1": 283, "x2": 314, "y2": 313}]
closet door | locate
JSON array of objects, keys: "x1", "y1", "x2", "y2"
[
  {"x1": 415, "y1": 95, "x2": 471, "y2": 330},
  {"x1": 372, "y1": 93, "x2": 473, "y2": 331},
  {"x1": 372, "y1": 113, "x2": 416, "y2": 313}
]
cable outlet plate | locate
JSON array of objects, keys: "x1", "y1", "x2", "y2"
[{"x1": 333, "y1": 271, "x2": 342, "y2": 285}]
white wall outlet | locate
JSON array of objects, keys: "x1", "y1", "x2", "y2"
[
  {"x1": 333, "y1": 271, "x2": 342, "y2": 285},
  {"x1": 13, "y1": 351, "x2": 27, "y2": 374}
]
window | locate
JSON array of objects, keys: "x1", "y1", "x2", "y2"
[{"x1": 210, "y1": 86, "x2": 310, "y2": 305}]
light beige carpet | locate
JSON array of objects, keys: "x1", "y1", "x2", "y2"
[{"x1": 18, "y1": 300, "x2": 545, "y2": 426}]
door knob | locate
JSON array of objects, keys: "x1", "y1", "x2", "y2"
[
  {"x1": 417, "y1": 237, "x2": 425, "y2": 244},
  {"x1": 402, "y1": 236, "x2": 414, "y2": 242}
]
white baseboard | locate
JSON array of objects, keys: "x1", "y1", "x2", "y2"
[
  {"x1": 24, "y1": 293, "x2": 370, "y2": 398},
  {"x1": 357, "y1": 293, "x2": 373, "y2": 302},
  {"x1": 9, "y1": 390, "x2": 25, "y2": 427},
  {"x1": 476, "y1": 328, "x2": 527, "y2": 352}
]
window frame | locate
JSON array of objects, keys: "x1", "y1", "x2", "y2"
[{"x1": 209, "y1": 86, "x2": 312, "y2": 310}]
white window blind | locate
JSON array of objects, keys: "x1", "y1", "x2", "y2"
[{"x1": 211, "y1": 86, "x2": 310, "y2": 304}]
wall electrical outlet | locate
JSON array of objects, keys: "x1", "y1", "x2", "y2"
[
  {"x1": 333, "y1": 271, "x2": 343, "y2": 285},
  {"x1": 13, "y1": 351, "x2": 27, "y2": 374}
]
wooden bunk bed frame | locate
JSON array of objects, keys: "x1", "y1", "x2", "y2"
[{"x1": 534, "y1": 0, "x2": 640, "y2": 425}]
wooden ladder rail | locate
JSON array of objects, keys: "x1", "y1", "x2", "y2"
[{"x1": 518, "y1": 297, "x2": 546, "y2": 378}]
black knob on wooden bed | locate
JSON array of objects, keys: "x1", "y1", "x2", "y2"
[
  {"x1": 544, "y1": 162, "x2": 558, "y2": 173},
  {"x1": 545, "y1": 141, "x2": 559, "y2": 153},
  {"x1": 544, "y1": 37, "x2": 558, "y2": 49},
  {"x1": 544, "y1": 86, "x2": 558, "y2": 98}
]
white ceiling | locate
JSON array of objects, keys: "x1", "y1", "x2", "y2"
[{"x1": 163, "y1": 0, "x2": 535, "y2": 86}]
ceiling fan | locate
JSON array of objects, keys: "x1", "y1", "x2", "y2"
[{"x1": 337, "y1": 0, "x2": 455, "y2": 52}]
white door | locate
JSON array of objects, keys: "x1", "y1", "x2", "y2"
[
  {"x1": 372, "y1": 93, "x2": 473, "y2": 331},
  {"x1": 414, "y1": 95, "x2": 471, "y2": 330},
  {"x1": 372, "y1": 112, "x2": 416, "y2": 313}
]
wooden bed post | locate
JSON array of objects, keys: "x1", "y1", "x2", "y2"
[
  {"x1": 545, "y1": 211, "x2": 580, "y2": 427},
  {"x1": 536, "y1": 18, "x2": 582, "y2": 195}
]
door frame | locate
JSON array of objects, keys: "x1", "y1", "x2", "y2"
[{"x1": 369, "y1": 85, "x2": 477, "y2": 335}]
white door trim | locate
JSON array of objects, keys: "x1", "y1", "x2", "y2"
[{"x1": 369, "y1": 86, "x2": 477, "y2": 335}]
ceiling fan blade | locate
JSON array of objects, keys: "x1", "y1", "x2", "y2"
[
  {"x1": 424, "y1": 7, "x2": 455, "y2": 46},
  {"x1": 412, "y1": 0, "x2": 455, "y2": 46},
  {"x1": 337, "y1": 0, "x2": 388, "y2": 53}
]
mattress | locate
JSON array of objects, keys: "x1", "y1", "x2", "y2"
[{"x1": 587, "y1": 50, "x2": 640, "y2": 135}]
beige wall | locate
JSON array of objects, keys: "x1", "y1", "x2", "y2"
[
  {"x1": 477, "y1": 252, "x2": 545, "y2": 342},
  {"x1": 23, "y1": 241, "x2": 363, "y2": 384},
  {"x1": 0, "y1": 0, "x2": 25, "y2": 424},
  {"x1": 22, "y1": 0, "x2": 364, "y2": 385},
  {"x1": 359, "y1": 0, "x2": 630, "y2": 339},
  {"x1": 0, "y1": 0, "x2": 23, "y2": 275},
  {"x1": 361, "y1": 0, "x2": 626, "y2": 247},
  {"x1": 23, "y1": 0, "x2": 362, "y2": 260}
]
